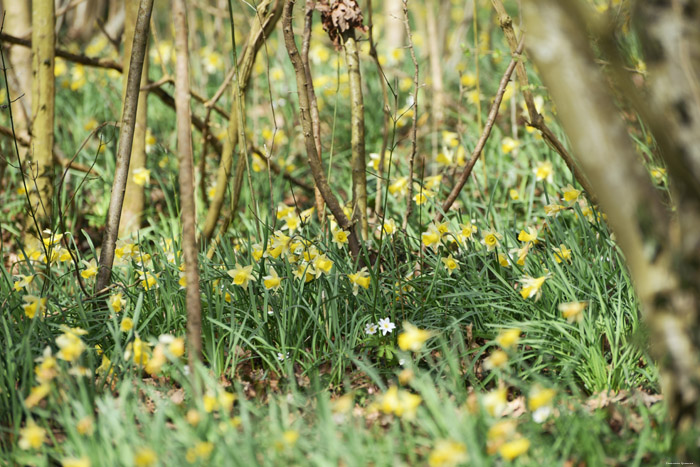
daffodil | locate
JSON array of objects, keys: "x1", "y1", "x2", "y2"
[
  {"x1": 533, "y1": 160, "x2": 553, "y2": 183},
  {"x1": 379, "y1": 386, "x2": 422, "y2": 420},
  {"x1": 382, "y1": 218, "x2": 397, "y2": 236},
  {"x1": 313, "y1": 254, "x2": 334, "y2": 276},
  {"x1": 517, "y1": 226, "x2": 539, "y2": 244},
  {"x1": 499, "y1": 437, "x2": 530, "y2": 461},
  {"x1": 441, "y1": 254, "x2": 459, "y2": 275},
  {"x1": 481, "y1": 229, "x2": 503, "y2": 251},
  {"x1": 519, "y1": 274, "x2": 549, "y2": 300},
  {"x1": 483, "y1": 387, "x2": 508, "y2": 417},
  {"x1": 332, "y1": 228, "x2": 349, "y2": 246},
  {"x1": 134, "y1": 447, "x2": 158, "y2": 467},
  {"x1": 227, "y1": 263, "x2": 256, "y2": 288},
  {"x1": 484, "y1": 349, "x2": 509, "y2": 370},
  {"x1": 501, "y1": 137, "x2": 519, "y2": 154},
  {"x1": 398, "y1": 322, "x2": 432, "y2": 351},
  {"x1": 459, "y1": 222, "x2": 478, "y2": 242},
  {"x1": 348, "y1": 268, "x2": 371, "y2": 295},
  {"x1": 263, "y1": 267, "x2": 282, "y2": 291},
  {"x1": 559, "y1": 301, "x2": 587, "y2": 323},
  {"x1": 132, "y1": 167, "x2": 151, "y2": 186},
  {"x1": 120, "y1": 317, "x2": 134, "y2": 332},
  {"x1": 544, "y1": 203, "x2": 566, "y2": 217},
  {"x1": 109, "y1": 292, "x2": 126, "y2": 312},
  {"x1": 428, "y1": 439, "x2": 468, "y2": 467},
  {"x1": 553, "y1": 244, "x2": 572, "y2": 263},
  {"x1": 13, "y1": 274, "x2": 34, "y2": 291},
  {"x1": 18, "y1": 420, "x2": 46, "y2": 450},
  {"x1": 529, "y1": 385, "x2": 556, "y2": 422},
  {"x1": 495, "y1": 328, "x2": 521, "y2": 349},
  {"x1": 62, "y1": 456, "x2": 91, "y2": 467},
  {"x1": 24, "y1": 383, "x2": 51, "y2": 408},
  {"x1": 23, "y1": 295, "x2": 47, "y2": 319},
  {"x1": 56, "y1": 326, "x2": 88, "y2": 362},
  {"x1": 562, "y1": 184, "x2": 581, "y2": 203}
]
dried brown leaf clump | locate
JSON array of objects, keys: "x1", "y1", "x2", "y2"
[{"x1": 316, "y1": 0, "x2": 367, "y2": 49}]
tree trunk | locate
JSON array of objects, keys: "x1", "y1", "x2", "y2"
[
  {"x1": 29, "y1": 0, "x2": 56, "y2": 233},
  {"x1": 522, "y1": 0, "x2": 700, "y2": 458},
  {"x1": 118, "y1": 0, "x2": 149, "y2": 237},
  {"x1": 95, "y1": 0, "x2": 154, "y2": 294},
  {"x1": 173, "y1": 0, "x2": 203, "y2": 369},
  {"x1": 343, "y1": 30, "x2": 368, "y2": 240},
  {"x1": 5, "y1": 0, "x2": 31, "y2": 158}
]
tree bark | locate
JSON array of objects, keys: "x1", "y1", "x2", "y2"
[
  {"x1": 343, "y1": 30, "x2": 368, "y2": 240},
  {"x1": 173, "y1": 0, "x2": 203, "y2": 368},
  {"x1": 28, "y1": 0, "x2": 56, "y2": 232},
  {"x1": 282, "y1": 0, "x2": 361, "y2": 259},
  {"x1": 118, "y1": 0, "x2": 149, "y2": 237},
  {"x1": 5, "y1": 0, "x2": 31, "y2": 158},
  {"x1": 95, "y1": 0, "x2": 154, "y2": 294},
  {"x1": 201, "y1": 0, "x2": 283, "y2": 243},
  {"x1": 522, "y1": 0, "x2": 700, "y2": 457}
]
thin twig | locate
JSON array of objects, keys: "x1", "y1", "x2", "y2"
[
  {"x1": 402, "y1": 0, "x2": 419, "y2": 230},
  {"x1": 435, "y1": 40, "x2": 524, "y2": 223}
]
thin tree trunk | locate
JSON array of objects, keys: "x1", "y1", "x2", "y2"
[
  {"x1": 5, "y1": 0, "x2": 31, "y2": 159},
  {"x1": 29, "y1": 0, "x2": 56, "y2": 232},
  {"x1": 95, "y1": 0, "x2": 154, "y2": 294},
  {"x1": 201, "y1": 0, "x2": 282, "y2": 243},
  {"x1": 383, "y1": 0, "x2": 404, "y2": 51},
  {"x1": 119, "y1": 0, "x2": 149, "y2": 237},
  {"x1": 343, "y1": 30, "x2": 368, "y2": 240},
  {"x1": 282, "y1": 0, "x2": 361, "y2": 260},
  {"x1": 522, "y1": 0, "x2": 699, "y2": 457},
  {"x1": 173, "y1": 0, "x2": 203, "y2": 368}
]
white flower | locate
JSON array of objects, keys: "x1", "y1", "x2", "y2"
[
  {"x1": 532, "y1": 406, "x2": 552, "y2": 423},
  {"x1": 377, "y1": 318, "x2": 396, "y2": 336},
  {"x1": 365, "y1": 322, "x2": 378, "y2": 335},
  {"x1": 277, "y1": 352, "x2": 289, "y2": 361}
]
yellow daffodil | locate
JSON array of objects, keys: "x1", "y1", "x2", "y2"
[
  {"x1": 62, "y1": 456, "x2": 91, "y2": 467},
  {"x1": 23, "y1": 295, "x2": 47, "y2": 319},
  {"x1": 398, "y1": 322, "x2": 433, "y2": 352},
  {"x1": 559, "y1": 301, "x2": 587, "y2": 323},
  {"x1": 517, "y1": 227, "x2": 539, "y2": 244},
  {"x1": 499, "y1": 437, "x2": 530, "y2": 461},
  {"x1": 484, "y1": 349, "x2": 509, "y2": 370},
  {"x1": 519, "y1": 274, "x2": 549, "y2": 300},
  {"x1": 348, "y1": 268, "x2": 371, "y2": 295},
  {"x1": 227, "y1": 263, "x2": 256, "y2": 288},
  {"x1": 120, "y1": 317, "x2": 134, "y2": 332},
  {"x1": 428, "y1": 439, "x2": 468, "y2": 467},
  {"x1": 481, "y1": 229, "x2": 503, "y2": 251},
  {"x1": 533, "y1": 160, "x2": 553, "y2": 183},
  {"x1": 553, "y1": 244, "x2": 572, "y2": 263},
  {"x1": 18, "y1": 420, "x2": 46, "y2": 450},
  {"x1": 132, "y1": 167, "x2": 151, "y2": 186},
  {"x1": 263, "y1": 267, "x2": 283, "y2": 291},
  {"x1": 56, "y1": 326, "x2": 88, "y2": 362},
  {"x1": 562, "y1": 184, "x2": 581, "y2": 203},
  {"x1": 483, "y1": 387, "x2": 508, "y2": 417},
  {"x1": 441, "y1": 254, "x2": 459, "y2": 275},
  {"x1": 501, "y1": 137, "x2": 519, "y2": 154},
  {"x1": 495, "y1": 328, "x2": 521, "y2": 349},
  {"x1": 134, "y1": 447, "x2": 158, "y2": 467},
  {"x1": 109, "y1": 292, "x2": 126, "y2": 313}
]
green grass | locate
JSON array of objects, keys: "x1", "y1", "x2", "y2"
[{"x1": 0, "y1": 1, "x2": 686, "y2": 465}]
